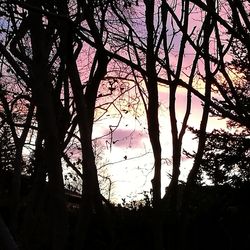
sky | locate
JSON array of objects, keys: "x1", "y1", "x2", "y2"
[
  {"x1": 92, "y1": 84, "x2": 228, "y2": 203},
  {"x1": 0, "y1": 0, "x2": 247, "y2": 206},
  {"x1": 77, "y1": 1, "x2": 234, "y2": 203}
]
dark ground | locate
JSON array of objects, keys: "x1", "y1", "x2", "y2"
[{"x1": 1, "y1": 172, "x2": 250, "y2": 250}]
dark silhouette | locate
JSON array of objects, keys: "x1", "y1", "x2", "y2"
[{"x1": 0, "y1": 0, "x2": 249, "y2": 250}]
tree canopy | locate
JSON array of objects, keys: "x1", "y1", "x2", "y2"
[{"x1": 0, "y1": 1, "x2": 249, "y2": 250}]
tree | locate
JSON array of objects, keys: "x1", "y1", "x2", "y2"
[
  {"x1": 0, "y1": 1, "x2": 113, "y2": 249},
  {"x1": 179, "y1": 1, "x2": 250, "y2": 247},
  {"x1": 0, "y1": 57, "x2": 35, "y2": 235},
  {"x1": 0, "y1": 1, "x2": 74, "y2": 248},
  {"x1": 0, "y1": 0, "x2": 249, "y2": 249},
  {"x1": 0, "y1": 122, "x2": 15, "y2": 172},
  {"x1": 182, "y1": 0, "x2": 250, "y2": 185},
  {"x1": 188, "y1": 33, "x2": 250, "y2": 187},
  {"x1": 196, "y1": 128, "x2": 250, "y2": 186},
  {"x1": 107, "y1": 0, "x2": 200, "y2": 211},
  {"x1": 103, "y1": 1, "x2": 220, "y2": 249}
]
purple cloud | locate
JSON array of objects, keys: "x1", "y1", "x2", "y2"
[{"x1": 104, "y1": 128, "x2": 148, "y2": 149}]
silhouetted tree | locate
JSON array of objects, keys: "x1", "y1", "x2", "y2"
[
  {"x1": 0, "y1": 1, "x2": 249, "y2": 250},
  {"x1": 198, "y1": 128, "x2": 250, "y2": 186},
  {"x1": 1, "y1": 0, "x2": 114, "y2": 249},
  {"x1": 188, "y1": 34, "x2": 250, "y2": 187},
  {"x1": 0, "y1": 123, "x2": 15, "y2": 172}
]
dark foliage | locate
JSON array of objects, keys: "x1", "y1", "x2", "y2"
[
  {"x1": 185, "y1": 33, "x2": 250, "y2": 187},
  {"x1": 0, "y1": 124, "x2": 15, "y2": 172},
  {"x1": 186, "y1": 128, "x2": 250, "y2": 186},
  {"x1": 180, "y1": 184, "x2": 250, "y2": 250},
  {"x1": 1, "y1": 172, "x2": 250, "y2": 250}
]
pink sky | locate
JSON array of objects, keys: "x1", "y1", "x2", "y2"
[
  {"x1": 92, "y1": 83, "x2": 228, "y2": 202},
  {"x1": 78, "y1": 1, "x2": 234, "y2": 202}
]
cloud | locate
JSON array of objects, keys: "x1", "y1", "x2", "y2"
[{"x1": 104, "y1": 128, "x2": 148, "y2": 149}]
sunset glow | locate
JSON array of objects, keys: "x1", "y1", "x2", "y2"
[{"x1": 0, "y1": 1, "x2": 249, "y2": 249}]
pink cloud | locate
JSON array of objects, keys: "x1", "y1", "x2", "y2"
[{"x1": 104, "y1": 128, "x2": 148, "y2": 149}]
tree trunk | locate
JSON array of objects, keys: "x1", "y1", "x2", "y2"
[
  {"x1": 66, "y1": 52, "x2": 105, "y2": 250},
  {"x1": 144, "y1": 2, "x2": 164, "y2": 250},
  {"x1": 9, "y1": 145, "x2": 22, "y2": 235},
  {"x1": 27, "y1": 3, "x2": 68, "y2": 249},
  {"x1": 55, "y1": 1, "x2": 113, "y2": 248},
  {"x1": 144, "y1": 0, "x2": 162, "y2": 209},
  {"x1": 180, "y1": 2, "x2": 215, "y2": 248}
]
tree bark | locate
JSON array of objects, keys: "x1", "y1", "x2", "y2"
[
  {"x1": 27, "y1": 2, "x2": 68, "y2": 249},
  {"x1": 144, "y1": 0, "x2": 162, "y2": 209}
]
